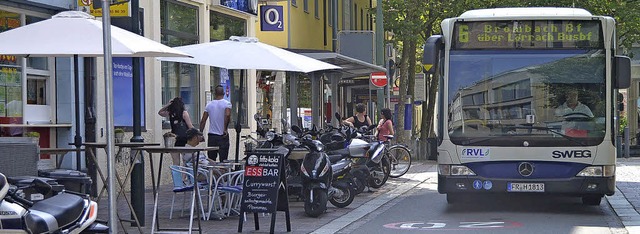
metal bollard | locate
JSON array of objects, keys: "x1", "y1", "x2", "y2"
[{"x1": 624, "y1": 127, "x2": 630, "y2": 158}]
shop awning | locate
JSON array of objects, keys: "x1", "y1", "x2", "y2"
[{"x1": 291, "y1": 49, "x2": 387, "y2": 78}]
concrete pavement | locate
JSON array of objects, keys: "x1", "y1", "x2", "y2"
[
  {"x1": 609, "y1": 158, "x2": 640, "y2": 234},
  {"x1": 100, "y1": 158, "x2": 640, "y2": 233},
  {"x1": 100, "y1": 160, "x2": 437, "y2": 233}
]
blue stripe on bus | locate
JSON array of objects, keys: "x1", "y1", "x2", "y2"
[{"x1": 464, "y1": 161, "x2": 589, "y2": 179}]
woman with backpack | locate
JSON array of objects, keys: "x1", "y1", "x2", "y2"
[{"x1": 158, "y1": 97, "x2": 195, "y2": 165}]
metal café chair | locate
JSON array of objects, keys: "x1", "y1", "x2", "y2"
[
  {"x1": 168, "y1": 165, "x2": 208, "y2": 219},
  {"x1": 208, "y1": 170, "x2": 244, "y2": 219}
]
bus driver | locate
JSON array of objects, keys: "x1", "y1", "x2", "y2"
[{"x1": 555, "y1": 89, "x2": 594, "y2": 118}]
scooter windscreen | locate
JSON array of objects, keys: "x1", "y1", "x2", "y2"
[{"x1": 301, "y1": 152, "x2": 331, "y2": 179}]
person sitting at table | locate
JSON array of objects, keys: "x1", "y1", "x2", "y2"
[{"x1": 183, "y1": 128, "x2": 213, "y2": 167}]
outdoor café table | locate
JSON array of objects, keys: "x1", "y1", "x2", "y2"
[
  {"x1": 140, "y1": 146, "x2": 218, "y2": 234},
  {"x1": 81, "y1": 141, "x2": 160, "y2": 233},
  {"x1": 39, "y1": 147, "x2": 85, "y2": 168}
]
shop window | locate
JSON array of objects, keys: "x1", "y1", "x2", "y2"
[
  {"x1": 210, "y1": 68, "x2": 248, "y2": 128},
  {"x1": 327, "y1": 0, "x2": 332, "y2": 26},
  {"x1": 27, "y1": 76, "x2": 46, "y2": 105},
  {"x1": 315, "y1": 0, "x2": 319, "y2": 18},
  {"x1": 161, "y1": 0, "x2": 200, "y2": 129},
  {"x1": 210, "y1": 11, "x2": 246, "y2": 41}
]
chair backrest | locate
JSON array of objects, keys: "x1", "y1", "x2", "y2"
[
  {"x1": 216, "y1": 170, "x2": 244, "y2": 187},
  {"x1": 169, "y1": 165, "x2": 194, "y2": 189}
]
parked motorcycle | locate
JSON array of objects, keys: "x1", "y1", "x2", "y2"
[
  {"x1": 0, "y1": 173, "x2": 108, "y2": 233},
  {"x1": 290, "y1": 125, "x2": 333, "y2": 217},
  {"x1": 324, "y1": 113, "x2": 390, "y2": 192}
]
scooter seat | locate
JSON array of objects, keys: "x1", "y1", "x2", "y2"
[
  {"x1": 328, "y1": 153, "x2": 349, "y2": 163},
  {"x1": 27, "y1": 193, "x2": 85, "y2": 233}
]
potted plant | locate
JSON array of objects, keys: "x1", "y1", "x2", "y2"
[
  {"x1": 114, "y1": 128, "x2": 125, "y2": 143},
  {"x1": 24, "y1": 131, "x2": 40, "y2": 144},
  {"x1": 163, "y1": 132, "x2": 176, "y2": 148}
]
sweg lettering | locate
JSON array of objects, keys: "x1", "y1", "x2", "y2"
[
  {"x1": 461, "y1": 148, "x2": 489, "y2": 157},
  {"x1": 552, "y1": 150, "x2": 592, "y2": 158}
]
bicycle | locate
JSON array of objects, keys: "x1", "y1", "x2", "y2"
[
  {"x1": 380, "y1": 135, "x2": 412, "y2": 178},
  {"x1": 360, "y1": 133, "x2": 412, "y2": 178}
]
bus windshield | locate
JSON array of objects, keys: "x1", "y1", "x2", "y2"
[{"x1": 447, "y1": 49, "x2": 606, "y2": 147}]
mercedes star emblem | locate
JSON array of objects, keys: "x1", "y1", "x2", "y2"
[{"x1": 518, "y1": 162, "x2": 534, "y2": 177}]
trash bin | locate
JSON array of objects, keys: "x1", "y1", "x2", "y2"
[
  {"x1": 7, "y1": 176, "x2": 64, "y2": 202},
  {"x1": 38, "y1": 169, "x2": 92, "y2": 194}
]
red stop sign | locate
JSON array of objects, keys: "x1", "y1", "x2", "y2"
[{"x1": 371, "y1": 72, "x2": 387, "y2": 87}]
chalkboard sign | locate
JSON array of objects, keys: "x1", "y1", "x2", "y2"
[
  {"x1": 241, "y1": 152, "x2": 283, "y2": 213},
  {"x1": 239, "y1": 150, "x2": 291, "y2": 233}
]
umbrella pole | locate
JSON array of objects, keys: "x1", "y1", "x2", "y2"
[
  {"x1": 235, "y1": 70, "x2": 244, "y2": 163},
  {"x1": 101, "y1": 3, "x2": 117, "y2": 232},
  {"x1": 73, "y1": 55, "x2": 83, "y2": 171}
]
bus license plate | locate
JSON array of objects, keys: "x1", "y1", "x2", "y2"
[{"x1": 507, "y1": 183, "x2": 544, "y2": 192}]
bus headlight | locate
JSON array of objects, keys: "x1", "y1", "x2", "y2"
[
  {"x1": 577, "y1": 165, "x2": 615, "y2": 177},
  {"x1": 438, "y1": 164, "x2": 476, "y2": 176}
]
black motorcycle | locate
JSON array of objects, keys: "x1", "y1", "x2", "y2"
[{"x1": 290, "y1": 125, "x2": 333, "y2": 217}]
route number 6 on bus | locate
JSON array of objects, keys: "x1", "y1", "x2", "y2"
[{"x1": 421, "y1": 7, "x2": 631, "y2": 206}]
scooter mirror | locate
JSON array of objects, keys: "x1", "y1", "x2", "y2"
[
  {"x1": 368, "y1": 124, "x2": 377, "y2": 131},
  {"x1": 33, "y1": 178, "x2": 53, "y2": 196},
  {"x1": 291, "y1": 125, "x2": 303, "y2": 134},
  {"x1": 254, "y1": 113, "x2": 261, "y2": 121}
]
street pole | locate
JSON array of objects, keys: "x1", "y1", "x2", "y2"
[
  {"x1": 101, "y1": 0, "x2": 117, "y2": 231},
  {"x1": 375, "y1": 0, "x2": 384, "y2": 111},
  {"x1": 129, "y1": 0, "x2": 145, "y2": 226}
]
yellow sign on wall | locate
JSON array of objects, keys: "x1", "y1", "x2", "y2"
[{"x1": 78, "y1": 0, "x2": 130, "y2": 17}]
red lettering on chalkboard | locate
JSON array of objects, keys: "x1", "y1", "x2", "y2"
[{"x1": 245, "y1": 166, "x2": 263, "y2": 176}]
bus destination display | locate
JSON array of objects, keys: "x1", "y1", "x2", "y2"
[{"x1": 453, "y1": 20, "x2": 602, "y2": 49}]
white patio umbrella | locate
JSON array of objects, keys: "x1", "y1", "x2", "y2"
[
  {"x1": 0, "y1": 11, "x2": 189, "y2": 57},
  {"x1": 157, "y1": 36, "x2": 340, "y2": 163},
  {"x1": 0, "y1": 10, "x2": 189, "y2": 231},
  {"x1": 157, "y1": 36, "x2": 340, "y2": 73}
]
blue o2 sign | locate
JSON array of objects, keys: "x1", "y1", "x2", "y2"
[{"x1": 260, "y1": 5, "x2": 283, "y2": 31}]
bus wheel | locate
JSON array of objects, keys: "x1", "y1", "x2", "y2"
[
  {"x1": 446, "y1": 193, "x2": 463, "y2": 204},
  {"x1": 582, "y1": 195, "x2": 602, "y2": 206}
]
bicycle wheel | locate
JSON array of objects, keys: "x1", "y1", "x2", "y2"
[{"x1": 388, "y1": 145, "x2": 412, "y2": 178}]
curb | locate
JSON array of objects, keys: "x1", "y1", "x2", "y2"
[{"x1": 608, "y1": 187, "x2": 640, "y2": 234}]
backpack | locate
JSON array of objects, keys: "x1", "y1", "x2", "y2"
[{"x1": 170, "y1": 112, "x2": 188, "y2": 138}]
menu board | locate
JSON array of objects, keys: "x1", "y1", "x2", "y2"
[
  {"x1": 240, "y1": 152, "x2": 284, "y2": 213},
  {"x1": 453, "y1": 20, "x2": 602, "y2": 49}
]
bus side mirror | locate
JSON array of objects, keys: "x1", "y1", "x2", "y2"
[
  {"x1": 614, "y1": 55, "x2": 631, "y2": 89},
  {"x1": 422, "y1": 35, "x2": 443, "y2": 75}
]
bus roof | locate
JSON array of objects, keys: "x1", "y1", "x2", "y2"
[{"x1": 459, "y1": 7, "x2": 593, "y2": 18}]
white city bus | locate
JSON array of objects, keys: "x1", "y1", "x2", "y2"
[{"x1": 421, "y1": 8, "x2": 631, "y2": 205}]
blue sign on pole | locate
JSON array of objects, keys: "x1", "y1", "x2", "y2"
[
  {"x1": 260, "y1": 6, "x2": 284, "y2": 31},
  {"x1": 113, "y1": 57, "x2": 145, "y2": 127}
]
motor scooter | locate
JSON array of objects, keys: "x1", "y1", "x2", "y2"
[
  {"x1": 0, "y1": 173, "x2": 108, "y2": 233},
  {"x1": 290, "y1": 125, "x2": 333, "y2": 217}
]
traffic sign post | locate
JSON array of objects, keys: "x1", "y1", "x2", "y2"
[{"x1": 371, "y1": 71, "x2": 387, "y2": 88}]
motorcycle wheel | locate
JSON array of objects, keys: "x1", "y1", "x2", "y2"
[
  {"x1": 304, "y1": 188, "x2": 328, "y2": 217},
  {"x1": 368, "y1": 156, "x2": 390, "y2": 189},
  {"x1": 329, "y1": 183, "x2": 355, "y2": 208}
]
